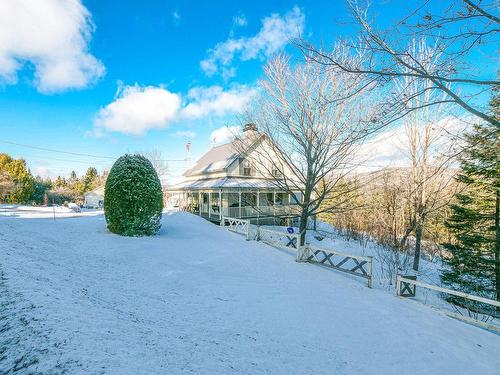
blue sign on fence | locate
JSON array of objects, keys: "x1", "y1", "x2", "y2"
[{"x1": 287, "y1": 227, "x2": 294, "y2": 234}]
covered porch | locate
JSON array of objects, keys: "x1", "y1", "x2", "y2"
[{"x1": 166, "y1": 189, "x2": 302, "y2": 224}]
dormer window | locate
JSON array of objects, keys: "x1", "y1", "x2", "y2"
[
  {"x1": 270, "y1": 162, "x2": 282, "y2": 178},
  {"x1": 243, "y1": 160, "x2": 251, "y2": 176}
]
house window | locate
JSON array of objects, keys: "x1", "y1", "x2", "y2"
[
  {"x1": 291, "y1": 192, "x2": 302, "y2": 205},
  {"x1": 241, "y1": 192, "x2": 257, "y2": 207},
  {"x1": 271, "y1": 169, "x2": 281, "y2": 178},
  {"x1": 259, "y1": 193, "x2": 274, "y2": 206},
  {"x1": 242, "y1": 159, "x2": 252, "y2": 176},
  {"x1": 275, "y1": 192, "x2": 289, "y2": 205}
]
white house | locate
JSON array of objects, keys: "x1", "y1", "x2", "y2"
[
  {"x1": 165, "y1": 124, "x2": 303, "y2": 225},
  {"x1": 84, "y1": 186, "x2": 105, "y2": 209}
]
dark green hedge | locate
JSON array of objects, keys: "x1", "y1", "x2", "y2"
[{"x1": 104, "y1": 154, "x2": 163, "y2": 236}]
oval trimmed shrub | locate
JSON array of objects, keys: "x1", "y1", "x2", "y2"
[{"x1": 104, "y1": 154, "x2": 163, "y2": 236}]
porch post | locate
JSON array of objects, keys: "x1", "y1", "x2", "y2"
[
  {"x1": 238, "y1": 191, "x2": 242, "y2": 218},
  {"x1": 218, "y1": 190, "x2": 222, "y2": 221},
  {"x1": 256, "y1": 191, "x2": 260, "y2": 224},
  {"x1": 198, "y1": 191, "x2": 201, "y2": 216},
  {"x1": 208, "y1": 191, "x2": 211, "y2": 219},
  {"x1": 273, "y1": 191, "x2": 276, "y2": 217}
]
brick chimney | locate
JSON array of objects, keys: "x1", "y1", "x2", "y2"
[{"x1": 243, "y1": 123, "x2": 257, "y2": 132}]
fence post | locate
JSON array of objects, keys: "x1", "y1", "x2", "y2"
[
  {"x1": 396, "y1": 274, "x2": 401, "y2": 296},
  {"x1": 295, "y1": 244, "x2": 302, "y2": 262},
  {"x1": 367, "y1": 256, "x2": 373, "y2": 288},
  {"x1": 245, "y1": 220, "x2": 250, "y2": 241},
  {"x1": 220, "y1": 216, "x2": 225, "y2": 227}
]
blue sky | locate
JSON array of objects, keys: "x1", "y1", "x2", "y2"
[{"x1": 0, "y1": 0, "x2": 492, "y2": 179}]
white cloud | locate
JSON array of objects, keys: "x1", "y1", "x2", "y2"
[
  {"x1": 92, "y1": 84, "x2": 255, "y2": 136},
  {"x1": 210, "y1": 126, "x2": 241, "y2": 144},
  {"x1": 94, "y1": 85, "x2": 181, "y2": 136},
  {"x1": 172, "y1": 10, "x2": 181, "y2": 25},
  {"x1": 172, "y1": 130, "x2": 196, "y2": 138},
  {"x1": 180, "y1": 85, "x2": 257, "y2": 120},
  {"x1": 357, "y1": 116, "x2": 471, "y2": 171},
  {"x1": 201, "y1": 6, "x2": 305, "y2": 78},
  {"x1": 0, "y1": 0, "x2": 104, "y2": 93},
  {"x1": 233, "y1": 14, "x2": 247, "y2": 27},
  {"x1": 33, "y1": 166, "x2": 51, "y2": 178}
]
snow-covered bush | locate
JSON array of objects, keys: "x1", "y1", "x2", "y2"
[{"x1": 104, "y1": 154, "x2": 163, "y2": 236}]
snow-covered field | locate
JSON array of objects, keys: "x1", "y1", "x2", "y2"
[
  {"x1": 0, "y1": 211, "x2": 499, "y2": 374},
  {"x1": 0, "y1": 204, "x2": 103, "y2": 219}
]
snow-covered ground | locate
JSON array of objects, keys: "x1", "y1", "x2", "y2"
[
  {"x1": 263, "y1": 222, "x2": 499, "y2": 327},
  {"x1": 0, "y1": 204, "x2": 103, "y2": 219},
  {"x1": 0, "y1": 211, "x2": 499, "y2": 374}
]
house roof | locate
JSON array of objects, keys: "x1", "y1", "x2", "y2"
[
  {"x1": 84, "y1": 185, "x2": 105, "y2": 196},
  {"x1": 166, "y1": 176, "x2": 304, "y2": 191},
  {"x1": 183, "y1": 141, "x2": 238, "y2": 177},
  {"x1": 183, "y1": 129, "x2": 264, "y2": 177},
  {"x1": 166, "y1": 177, "x2": 281, "y2": 191}
]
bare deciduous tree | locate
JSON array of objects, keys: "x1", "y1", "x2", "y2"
[
  {"x1": 141, "y1": 149, "x2": 170, "y2": 184},
  {"x1": 0, "y1": 171, "x2": 15, "y2": 202},
  {"x1": 298, "y1": 0, "x2": 499, "y2": 128},
  {"x1": 238, "y1": 54, "x2": 380, "y2": 247},
  {"x1": 392, "y1": 40, "x2": 464, "y2": 271}
]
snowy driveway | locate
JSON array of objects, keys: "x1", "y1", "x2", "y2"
[{"x1": 0, "y1": 212, "x2": 499, "y2": 374}]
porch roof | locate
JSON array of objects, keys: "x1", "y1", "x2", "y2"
[{"x1": 166, "y1": 177, "x2": 293, "y2": 191}]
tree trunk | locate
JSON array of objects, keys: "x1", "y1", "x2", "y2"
[
  {"x1": 299, "y1": 206, "x2": 309, "y2": 247},
  {"x1": 495, "y1": 189, "x2": 500, "y2": 308},
  {"x1": 413, "y1": 219, "x2": 424, "y2": 271},
  {"x1": 399, "y1": 218, "x2": 416, "y2": 250}
]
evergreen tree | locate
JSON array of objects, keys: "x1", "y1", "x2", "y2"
[
  {"x1": 83, "y1": 167, "x2": 98, "y2": 192},
  {"x1": 0, "y1": 153, "x2": 34, "y2": 203},
  {"x1": 104, "y1": 154, "x2": 163, "y2": 236},
  {"x1": 441, "y1": 91, "x2": 499, "y2": 315},
  {"x1": 30, "y1": 176, "x2": 52, "y2": 204},
  {"x1": 54, "y1": 176, "x2": 67, "y2": 188}
]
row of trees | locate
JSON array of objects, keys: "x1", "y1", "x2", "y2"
[
  {"x1": 0, "y1": 153, "x2": 34, "y2": 202},
  {"x1": 0, "y1": 153, "x2": 106, "y2": 205},
  {"x1": 242, "y1": 0, "x2": 498, "y2": 306},
  {"x1": 49, "y1": 168, "x2": 107, "y2": 204}
]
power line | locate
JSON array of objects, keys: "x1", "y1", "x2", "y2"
[
  {"x1": 0, "y1": 139, "x2": 188, "y2": 162},
  {"x1": 0, "y1": 139, "x2": 116, "y2": 159}
]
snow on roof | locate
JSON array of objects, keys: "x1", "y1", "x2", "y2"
[
  {"x1": 183, "y1": 129, "x2": 264, "y2": 177},
  {"x1": 183, "y1": 142, "x2": 238, "y2": 177},
  {"x1": 166, "y1": 177, "x2": 281, "y2": 191},
  {"x1": 84, "y1": 185, "x2": 105, "y2": 196}
]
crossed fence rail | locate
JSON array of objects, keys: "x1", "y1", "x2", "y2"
[
  {"x1": 221, "y1": 216, "x2": 250, "y2": 240},
  {"x1": 221, "y1": 216, "x2": 499, "y2": 331},
  {"x1": 221, "y1": 216, "x2": 372, "y2": 288},
  {"x1": 396, "y1": 275, "x2": 500, "y2": 333},
  {"x1": 256, "y1": 226, "x2": 300, "y2": 252},
  {"x1": 299, "y1": 245, "x2": 373, "y2": 288}
]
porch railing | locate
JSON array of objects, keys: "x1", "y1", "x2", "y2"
[{"x1": 220, "y1": 205, "x2": 301, "y2": 219}]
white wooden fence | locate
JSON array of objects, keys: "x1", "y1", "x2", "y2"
[
  {"x1": 396, "y1": 275, "x2": 500, "y2": 332},
  {"x1": 220, "y1": 216, "x2": 250, "y2": 240},
  {"x1": 221, "y1": 217, "x2": 372, "y2": 288},
  {"x1": 256, "y1": 227, "x2": 301, "y2": 253},
  {"x1": 299, "y1": 245, "x2": 373, "y2": 288}
]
